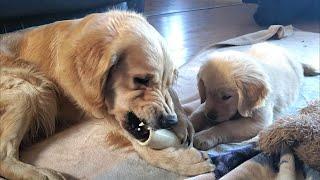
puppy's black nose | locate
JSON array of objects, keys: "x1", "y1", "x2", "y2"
[
  {"x1": 206, "y1": 112, "x2": 217, "y2": 121},
  {"x1": 159, "y1": 114, "x2": 178, "y2": 128}
]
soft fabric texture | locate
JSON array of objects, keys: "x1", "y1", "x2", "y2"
[
  {"x1": 21, "y1": 119, "x2": 180, "y2": 180},
  {"x1": 20, "y1": 25, "x2": 319, "y2": 179},
  {"x1": 259, "y1": 100, "x2": 320, "y2": 171},
  {"x1": 203, "y1": 100, "x2": 320, "y2": 180}
]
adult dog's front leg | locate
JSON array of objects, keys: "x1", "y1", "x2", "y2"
[
  {"x1": 0, "y1": 102, "x2": 64, "y2": 180},
  {"x1": 0, "y1": 69, "x2": 65, "y2": 180},
  {"x1": 193, "y1": 117, "x2": 266, "y2": 151},
  {"x1": 131, "y1": 141, "x2": 215, "y2": 176}
]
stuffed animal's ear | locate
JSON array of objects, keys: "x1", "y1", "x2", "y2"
[
  {"x1": 236, "y1": 71, "x2": 270, "y2": 117},
  {"x1": 197, "y1": 78, "x2": 206, "y2": 104}
]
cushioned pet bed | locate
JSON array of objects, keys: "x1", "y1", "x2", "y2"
[{"x1": 20, "y1": 26, "x2": 319, "y2": 180}]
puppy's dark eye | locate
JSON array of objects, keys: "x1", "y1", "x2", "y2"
[
  {"x1": 134, "y1": 77, "x2": 150, "y2": 86},
  {"x1": 222, "y1": 95, "x2": 232, "y2": 100}
]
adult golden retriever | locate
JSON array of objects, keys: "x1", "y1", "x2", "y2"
[
  {"x1": 190, "y1": 43, "x2": 318, "y2": 150},
  {"x1": 0, "y1": 11, "x2": 214, "y2": 179}
]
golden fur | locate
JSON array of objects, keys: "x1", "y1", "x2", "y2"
[
  {"x1": 190, "y1": 43, "x2": 305, "y2": 150},
  {"x1": 0, "y1": 11, "x2": 214, "y2": 179}
]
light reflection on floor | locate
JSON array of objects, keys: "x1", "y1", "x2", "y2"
[{"x1": 160, "y1": 15, "x2": 186, "y2": 67}]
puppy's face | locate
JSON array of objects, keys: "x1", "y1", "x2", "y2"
[
  {"x1": 198, "y1": 63, "x2": 240, "y2": 123},
  {"x1": 203, "y1": 86, "x2": 239, "y2": 123},
  {"x1": 198, "y1": 51, "x2": 270, "y2": 123}
]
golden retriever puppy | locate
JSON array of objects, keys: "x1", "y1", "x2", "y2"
[
  {"x1": 190, "y1": 43, "x2": 314, "y2": 150},
  {"x1": 0, "y1": 11, "x2": 213, "y2": 179}
]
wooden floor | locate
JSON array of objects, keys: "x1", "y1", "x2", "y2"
[
  {"x1": 145, "y1": 0, "x2": 320, "y2": 67},
  {"x1": 145, "y1": 0, "x2": 242, "y2": 16}
]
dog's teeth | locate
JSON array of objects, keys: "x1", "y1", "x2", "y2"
[{"x1": 139, "y1": 122, "x2": 144, "y2": 127}]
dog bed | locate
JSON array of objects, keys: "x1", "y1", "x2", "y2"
[{"x1": 20, "y1": 26, "x2": 319, "y2": 179}]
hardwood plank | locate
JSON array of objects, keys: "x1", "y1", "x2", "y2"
[
  {"x1": 147, "y1": 4, "x2": 262, "y2": 67},
  {"x1": 145, "y1": 0, "x2": 242, "y2": 16}
]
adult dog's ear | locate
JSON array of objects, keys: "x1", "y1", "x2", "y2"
[
  {"x1": 101, "y1": 52, "x2": 126, "y2": 110},
  {"x1": 74, "y1": 36, "x2": 115, "y2": 90},
  {"x1": 72, "y1": 28, "x2": 125, "y2": 118},
  {"x1": 235, "y1": 68, "x2": 270, "y2": 117},
  {"x1": 197, "y1": 74, "x2": 206, "y2": 104}
]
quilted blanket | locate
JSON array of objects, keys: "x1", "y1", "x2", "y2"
[{"x1": 188, "y1": 101, "x2": 320, "y2": 180}]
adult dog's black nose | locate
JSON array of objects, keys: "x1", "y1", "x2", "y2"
[{"x1": 159, "y1": 114, "x2": 178, "y2": 128}]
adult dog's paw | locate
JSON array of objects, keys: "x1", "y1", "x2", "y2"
[
  {"x1": 164, "y1": 147, "x2": 215, "y2": 176},
  {"x1": 133, "y1": 137, "x2": 214, "y2": 176}
]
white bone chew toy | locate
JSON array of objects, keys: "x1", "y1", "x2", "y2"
[{"x1": 138, "y1": 128, "x2": 180, "y2": 150}]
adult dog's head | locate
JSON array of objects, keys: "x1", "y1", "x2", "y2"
[
  {"x1": 64, "y1": 11, "x2": 192, "y2": 145},
  {"x1": 197, "y1": 51, "x2": 270, "y2": 123}
]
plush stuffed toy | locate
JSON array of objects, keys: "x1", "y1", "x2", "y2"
[{"x1": 259, "y1": 100, "x2": 320, "y2": 171}]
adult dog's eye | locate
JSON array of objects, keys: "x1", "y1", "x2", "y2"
[
  {"x1": 134, "y1": 77, "x2": 149, "y2": 86},
  {"x1": 222, "y1": 95, "x2": 232, "y2": 100}
]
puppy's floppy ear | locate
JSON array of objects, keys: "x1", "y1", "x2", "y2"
[
  {"x1": 235, "y1": 66, "x2": 270, "y2": 117},
  {"x1": 197, "y1": 74, "x2": 206, "y2": 104}
]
